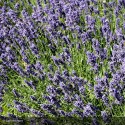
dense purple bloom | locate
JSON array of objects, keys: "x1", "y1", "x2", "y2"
[
  {"x1": 79, "y1": 86, "x2": 86, "y2": 95},
  {"x1": 94, "y1": 84, "x2": 103, "y2": 99},
  {"x1": 30, "y1": 43, "x2": 39, "y2": 55},
  {"x1": 13, "y1": 100, "x2": 30, "y2": 113},
  {"x1": 40, "y1": 104, "x2": 58, "y2": 115},
  {"x1": 73, "y1": 100, "x2": 84, "y2": 109},
  {"x1": 86, "y1": 51, "x2": 97, "y2": 67},
  {"x1": 71, "y1": 108, "x2": 84, "y2": 117},
  {"x1": 40, "y1": 103, "x2": 53, "y2": 110},
  {"x1": 1, "y1": 0, "x2": 125, "y2": 123},
  {"x1": 62, "y1": 36, "x2": 71, "y2": 45},
  {"x1": 15, "y1": 105, "x2": 29, "y2": 113},
  {"x1": 83, "y1": 103, "x2": 96, "y2": 117},
  {"x1": 22, "y1": 55, "x2": 30, "y2": 64},
  {"x1": 101, "y1": 110, "x2": 109, "y2": 122},
  {"x1": 73, "y1": 94, "x2": 82, "y2": 101},
  {"x1": 102, "y1": 94, "x2": 109, "y2": 106},
  {"x1": 30, "y1": 108, "x2": 44, "y2": 117},
  {"x1": 5, "y1": 46, "x2": 11, "y2": 52},
  {"x1": 59, "y1": 82, "x2": 66, "y2": 90},
  {"x1": 35, "y1": 61, "x2": 43, "y2": 71},
  {"x1": 46, "y1": 85, "x2": 56, "y2": 94},
  {"x1": 113, "y1": 89, "x2": 124, "y2": 103},
  {"x1": 47, "y1": 73, "x2": 53, "y2": 81},
  {"x1": 62, "y1": 69, "x2": 69, "y2": 77}
]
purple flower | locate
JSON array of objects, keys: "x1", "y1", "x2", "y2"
[
  {"x1": 14, "y1": 3, "x2": 20, "y2": 10},
  {"x1": 92, "y1": 38, "x2": 101, "y2": 54},
  {"x1": 46, "y1": 85, "x2": 56, "y2": 94},
  {"x1": 30, "y1": 108, "x2": 44, "y2": 117},
  {"x1": 86, "y1": 51, "x2": 97, "y2": 66},
  {"x1": 62, "y1": 69, "x2": 69, "y2": 77},
  {"x1": 92, "y1": 118, "x2": 99, "y2": 125},
  {"x1": 73, "y1": 94, "x2": 82, "y2": 101},
  {"x1": 64, "y1": 93, "x2": 73, "y2": 103},
  {"x1": 73, "y1": 100, "x2": 84, "y2": 109},
  {"x1": 22, "y1": 56, "x2": 30, "y2": 64},
  {"x1": 0, "y1": 106, "x2": 3, "y2": 113},
  {"x1": 102, "y1": 94, "x2": 109, "y2": 106},
  {"x1": 15, "y1": 105, "x2": 29, "y2": 113},
  {"x1": 47, "y1": 73, "x2": 53, "y2": 81},
  {"x1": 38, "y1": 73, "x2": 45, "y2": 80},
  {"x1": 35, "y1": 61, "x2": 43, "y2": 71},
  {"x1": 30, "y1": 43, "x2": 39, "y2": 55},
  {"x1": 51, "y1": 56, "x2": 60, "y2": 67},
  {"x1": 48, "y1": 64, "x2": 53, "y2": 71},
  {"x1": 58, "y1": 110, "x2": 66, "y2": 116},
  {"x1": 101, "y1": 110, "x2": 109, "y2": 122},
  {"x1": 30, "y1": 95, "x2": 37, "y2": 101},
  {"x1": 13, "y1": 100, "x2": 22, "y2": 105},
  {"x1": 71, "y1": 108, "x2": 83, "y2": 117},
  {"x1": 76, "y1": 42, "x2": 81, "y2": 50},
  {"x1": 40, "y1": 104, "x2": 53, "y2": 111},
  {"x1": 5, "y1": 46, "x2": 11, "y2": 52},
  {"x1": 72, "y1": 70, "x2": 77, "y2": 76},
  {"x1": 59, "y1": 82, "x2": 69, "y2": 93},
  {"x1": 123, "y1": 22, "x2": 125, "y2": 31},
  {"x1": 113, "y1": 89, "x2": 124, "y2": 103},
  {"x1": 79, "y1": 86, "x2": 86, "y2": 95},
  {"x1": 83, "y1": 103, "x2": 96, "y2": 117},
  {"x1": 7, "y1": 113, "x2": 17, "y2": 118},
  {"x1": 24, "y1": 80, "x2": 36, "y2": 91},
  {"x1": 94, "y1": 84, "x2": 103, "y2": 99},
  {"x1": 12, "y1": 89, "x2": 22, "y2": 98},
  {"x1": 62, "y1": 36, "x2": 71, "y2": 45}
]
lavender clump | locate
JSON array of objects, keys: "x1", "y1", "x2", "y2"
[
  {"x1": 0, "y1": 0, "x2": 125, "y2": 124},
  {"x1": 13, "y1": 100, "x2": 30, "y2": 113}
]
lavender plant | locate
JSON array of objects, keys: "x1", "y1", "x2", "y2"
[{"x1": 0, "y1": 0, "x2": 125, "y2": 124}]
